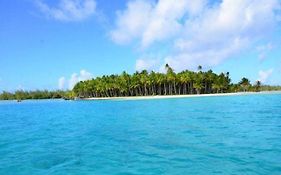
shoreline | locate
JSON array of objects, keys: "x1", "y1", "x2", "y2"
[
  {"x1": 1, "y1": 91, "x2": 280, "y2": 102},
  {"x1": 83, "y1": 91, "x2": 281, "y2": 101}
]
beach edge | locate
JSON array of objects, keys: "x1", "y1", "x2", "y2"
[{"x1": 82, "y1": 91, "x2": 281, "y2": 101}]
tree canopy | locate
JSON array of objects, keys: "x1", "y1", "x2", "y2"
[
  {"x1": 1, "y1": 65, "x2": 280, "y2": 100},
  {"x1": 0, "y1": 90, "x2": 72, "y2": 100},
  {"x1": 72, "y1": 65, "x2": 273, "y2": 98}
]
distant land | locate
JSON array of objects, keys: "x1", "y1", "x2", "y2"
[{"x1": 1, "y1": 65, "x2": 281, "y2": 101}]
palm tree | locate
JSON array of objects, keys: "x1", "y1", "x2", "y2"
[
  {"x1": 254, "y1": 80, "x2": 261, "y2": 92},
  {"x1": 165, "y1": 63, "x2": 170, "y2": 71},
  {"x1": 239, "y1": 77, "x2": 251, "y2": 92},
  {"x1": 166, "y1": 67, "x2": 176, "y2": 95},
  {"x1": 198, "y1": 65, "x2": 202, "y2": 72},
  {"x1": 194, "y1": 72, "x2": 203, "y2": 94},
  {"x1": 71, "y1": 65, "x2": 260, "y2": 98},
  {"x1": 212, "y1": 79, "x2": 221, "y2": 93}
]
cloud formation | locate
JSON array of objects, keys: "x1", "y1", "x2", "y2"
[
  {"x1": 257, "y1": 43, "x2": 273, "y2": 61},
  {"x1": 36, "y1": 0, "x2": 96, "y2": 21},
  {"x1": 110, "y1": 0, "x2": 281, "y2": 71},
  {"x1": 58, "y1": 70, "x2": 93, "y2": 90},
  {"x1": 111, "y1": 0, "x2": 206, "y2": 47},
  {"x1": 135, "y1": 58, "x2": 160, "y2": 71},
  {"x1": 58, "y1": 77, "x2": 66, "y2": 90},
  {"x1": 258, "y1": 69, "x2": 274, "y2": 83}
]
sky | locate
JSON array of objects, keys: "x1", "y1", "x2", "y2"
[{"x1": 0, "y1": 0, "x2": 281, "y2": 91}]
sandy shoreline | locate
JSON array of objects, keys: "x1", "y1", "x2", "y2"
[{"x1": 82, "y1": 91, "x2": 281, "y2": 101}]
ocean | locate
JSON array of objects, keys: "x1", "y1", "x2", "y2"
[{"x1": 0, "y1": 93, "x2": 281, "y2": 174}]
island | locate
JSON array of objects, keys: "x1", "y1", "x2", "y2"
[{"x1": 1, "y1": 65, "x2": 281, "y2": 101}]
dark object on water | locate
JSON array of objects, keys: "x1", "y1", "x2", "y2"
[
  {"x1": 63, "y1": 96, "x2": 75, "y2": 100},
  {"x1": 17, "y1": 99, "x2": 22, "y2": 102}
]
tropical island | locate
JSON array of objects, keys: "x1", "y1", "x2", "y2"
[{"x1": 1, "y1": 65, "x2": 281, "y2": 101}]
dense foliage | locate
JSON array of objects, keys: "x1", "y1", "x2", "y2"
[
  {"x1": 72, "y1": 65, "x2": 274, "y2": 98},
  {"x1": 0, "y1": 90, "x2": 74, "y2": 100},
  {"x1": 1, "y1": 65, "x2": 280, "y2": 100},
  {"x1": 259, "y1": 85, "x2": 281, "y2": 91}
]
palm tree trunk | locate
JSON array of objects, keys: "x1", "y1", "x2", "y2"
[{"x1": 174, "y1": 81, "x2": 176, "y2": 95}]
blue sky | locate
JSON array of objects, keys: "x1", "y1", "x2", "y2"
[{"x1": 0, "y1": 0, "x2": 281, "y2": 91}]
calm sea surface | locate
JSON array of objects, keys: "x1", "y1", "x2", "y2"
[{"x1": 0, "y1": 93, "x2": 281, "y2": 175}]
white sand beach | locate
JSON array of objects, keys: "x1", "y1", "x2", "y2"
[{"x1": 83, "y1": 91, "x2": 281, "y2": 101}]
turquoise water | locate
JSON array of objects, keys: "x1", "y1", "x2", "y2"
[{"x1": 0, "y1": 93, "x2": 281, "y2": 175}]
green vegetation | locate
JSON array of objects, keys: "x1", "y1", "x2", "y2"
[
  {"x1": 1, "y1": 65, "x2": 281, "y2": 100},
  {"x1": 0, "y1": 90, "x2": 73, "y2": 100},
  {"x1": 260, "y1": 85, "x2": 281, "y2": 91},
  {"x1": 72, "y1": 65, "x2": 281, "y2": 98}
]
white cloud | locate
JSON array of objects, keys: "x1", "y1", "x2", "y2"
[
  {"x1": 58, "y1": 70, "x2": 93, "y2": 90},
  {"x1": 257, "y1": 43, "x2": 273, "y2": 61},
  {"x1": 69, "y1": 73, "x2": 79, "y2": 90},
  {"x1": 258, "y1": 69, "x2": 274, "y2": 83},
  {"x1": 110, "y1": 0, "x2": 153, "y2": 45},
  {"x1": 111, "y1": 0, "x2": 206, "y2": 47},
  {"x1": 111, "y1": 0, "x2": 281, "y2": 71},
  {"x1": 36, "y1": 0, "x2": 96, "y2": 22},
  {"x1": 140, "y1": 0, "x2": 204, "y2": 47},
  {"x1": 58, "y1": 77, "x2": 66, "y2": 90},
  {"x1": 135, "y1": 58, "x2": 160, "y2": 71},
  {"x1": 168, "y1": 37, "x2": 249, "y2": 70},
  {"x1": 68, "y1": 70, "x2": 93, "y2": 89}
]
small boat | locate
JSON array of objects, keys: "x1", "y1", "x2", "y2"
[{"x1": 17, "y1": 99, "x2": 22, "y2": 102}]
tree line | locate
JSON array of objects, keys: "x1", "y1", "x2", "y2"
[
  {"x1": 0, "y1": 90, "x2": 74, "y2": 100},
  {"x1": 72, "y1": 65, "x2": 265, "y2": 98},
  {"x1": 1, "y1": 65, "x2": 280, "y2": 100}
]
